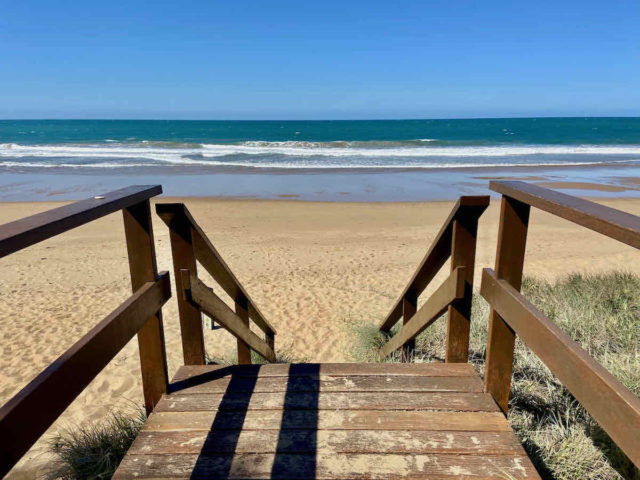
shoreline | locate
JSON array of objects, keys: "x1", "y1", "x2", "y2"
[{"x1": 2, "y1": 162, "x2": 640, "y2": 202}]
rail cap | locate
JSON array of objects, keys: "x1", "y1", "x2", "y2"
[
  {"x1": 0, "y1": 185, "x2": 162, "y2": 258},
  {"x1": 490, "y1": 180, "x2": 640, "y2": 250}
]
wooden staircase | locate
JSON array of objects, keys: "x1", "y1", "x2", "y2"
[
  {"x1": 114, "y1": 363, "x2": 540, "y2": 479},
  {"x1": 1, "y1": 182, "x2": 639, "y2": 479}
]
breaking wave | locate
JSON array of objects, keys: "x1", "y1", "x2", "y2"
[{"x1": 2, "y1": 140, "x2": 640, "y2": 171}]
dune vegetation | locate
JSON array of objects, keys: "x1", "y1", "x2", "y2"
[
  {"x1": 350, "y1": 272, "x2": 640, "y2": 480},
  {"x1": 46, "y1": 410, "x2": 145, "y2": 480}
]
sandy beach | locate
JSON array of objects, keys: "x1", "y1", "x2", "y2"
[{"x1": 3, "y1": 195, "x2": 640, "y2": 478}]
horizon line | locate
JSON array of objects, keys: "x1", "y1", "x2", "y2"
[{"x1": 1, "y1": 114, "x2": 640, "y2": 122}]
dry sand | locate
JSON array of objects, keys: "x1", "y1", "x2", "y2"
[{"x1": 2, "y1": 196, "x2": 640, "y2": 478}]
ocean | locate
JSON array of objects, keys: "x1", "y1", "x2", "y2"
[{"x1": 1, "y1": 118, "x2": 639, "y2": 201}]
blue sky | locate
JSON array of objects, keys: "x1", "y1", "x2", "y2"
[{"x1": 1, "y1": 0, "x2": 638, "y2": 119}]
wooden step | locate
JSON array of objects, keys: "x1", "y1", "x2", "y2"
[{"x1": 113, "y1": 363, "x2": 541, "y2": 480}]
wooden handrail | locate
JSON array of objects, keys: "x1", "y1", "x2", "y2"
[
  {"x1": 482, "y1": 181, "x2": 640, "y2": 468},
  {"x1": 379, "y1": 195, "x2": 489, "y2": 362},
  {"x1": 379, "y1": 267, "x2": 466, "y2": 359},
  {"x1": 484, "y1": 182, "x2": 640, "y2": 412},
  {"x1": 0, "y1": 187, "x2": 171, "y2": 477},
  {"x1": 181, "y1": 270, "x2": 277, "y2": 363},
  {"x1": 156, "y1": 203, "x2": 276, "y2": 365},
  {"x1": 480, "y1": 268, "x2": 640, "y2": 467},
  {"x1": 379, "y1": 196, "x2": 489, "y2": 332},
  {"x1": 490, "y1": 180, "x2": 640, "y2": 249},
  {"x1": 0, "y1": 185, "x2": 162, "y2": 258},
  {"x1": 0, "y1": 272, "x2": 172, "y2": 478}
]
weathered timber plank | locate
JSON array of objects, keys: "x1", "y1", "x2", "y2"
[
  {"x1": 114, "y1": 452, "x2": 540, "y2": 479},
  {"x1": 183, "y1": 271, "x2": 276, "y2": 362},
  {"x1": 127, "y1": 429, "x2": 525, "y2": 455},
  {"x1": 170, "y1": 374, "x2": 484, "y2": 395},
  {"x1": 163, "y1": 207, "x2": 205, "y2": 365},
  {"x1": 483, "y1": 194, "x2": 530, "y2": 413},
  {"x1": 123, "y1": 200, "x2": 169, "y2": 414},
  {"x1": 482, "y1": 267, "x2": 640, "y2": 468},
  {"x1": 155, "y1": 391, "x2": 499, "y2": 412},
  {"x1": 235, "y1": 298, "x2": 252, "y2": 365},
  {"x1": 445, "y1": 216, "x2": 479, "y2": 363},
  {"x1": 401, "y1": 294, "x2": 417, "y2": 361},
  {"x1": 379, "y1": 195, "x2": 490, "y2": 331},
  {"x1": 171, "y1": 362, "x2": 478, "y2": 380},
  {"x1": 144, "y1": 410, "x2": 511, "y2": 432},
  {"x1": 491, "y1": 180, "x2": 640, "y2": 249},
  {"x1": 379, "y1": 267, "x2": 466, "y2": 358},
  {"x1": 0, "y1": 185, "x2": 162, "y2": 258}
]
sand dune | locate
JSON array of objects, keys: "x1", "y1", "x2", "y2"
[{"x1": 2, "y1": 196, "x2": 640, "y2": 478}]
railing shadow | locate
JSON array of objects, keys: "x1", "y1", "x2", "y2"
[
  {"x1": 189, "y1": 365, "x2": 261, "y2": 479},
  {"x1": 170, "y1": 365, "x2": 262, "y2": 393},
  {"x1": 181, "y1": 364, "x2": 320, "y2": 479},
  {"x1": 271, "y1": 363, "x2": 320, "y2": 479}
]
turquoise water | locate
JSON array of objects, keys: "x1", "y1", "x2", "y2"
[
  {"x1": 2, "y1": 118, "x2": 639, "y2": 145},
  {"x1": 1, "y1": 118, "x2": 640, "y2": 201},
  {"x1": 1, "y1": 118, "x2": 639, "y2": 172}
]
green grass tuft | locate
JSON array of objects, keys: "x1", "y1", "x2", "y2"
[
  {"x1": 47, "y1": 410, "x2": 145, "y2": 480},
  {"x1": 348, "y1": 272, "x2": 640, "y2": 480},
  {"x1": 206, "y1": 348, "x2": 308, "y2": 365}
]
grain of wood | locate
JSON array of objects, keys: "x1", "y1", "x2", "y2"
[
  {"x1": 114, "y1": 452, "x2": 540, "y2": 479},
  {"x1": 170, "y1": 374, "x2": 484, "y2": 395},
  {"x1": 154, "y1": 391, "x2": 499, "y2": 412},
  {"x1": 144, "y1": 410, "x2": 512, "y2": 432},
  {"x1": 171, "y1": 362, "x2": 478, "y2": 380},
  {"x1": 128, "y1": 429, "x2": 526, "y2": 455}
]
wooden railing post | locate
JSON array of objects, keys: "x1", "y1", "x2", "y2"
[
  {"x1": 166, "y1": 212, "x2": 206, "y2": 365},
  {"x1": 483, "y1": 195, "x2": 530, "y2": 413},
  {"x1": 401, "y1": 294, "x2": 417, "y2": 361},
  {"x1": 445, "y1": 216, "x2": 480, "y2": 363},
  {"x1": 235, "y1": 297, "x2": 252, "y2": 364},
  {"x1": 266, "y1": 328, "x2": 275, "y2": 353},
  {"x1": 123, "y1": 200, "x2": 169, "y2": 414}
]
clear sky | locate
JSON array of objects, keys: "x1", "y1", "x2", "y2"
[{"x1": 1, "y1": 0, "x2": 638, "y2": 119}]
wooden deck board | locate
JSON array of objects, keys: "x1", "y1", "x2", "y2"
[
  {"x1": 169, "y1": 374, "x2": 484, "y2": 394},
  {"x1": 155, "y1": 391, "x2": 499, "y2": 412},
  {"x1": 114, "y1": 363, "x2": 541, "y2": 480}
]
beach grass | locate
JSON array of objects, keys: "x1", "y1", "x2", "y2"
[
  {"x1": 46, "y1": 410, "x2": 145, "y2": 480},
  {"x1": 348, "y1": 272, "x2": 640, "y2": 480},
  {"x1": 206, "y1": 348, "x2": 307, "y2": 365}
]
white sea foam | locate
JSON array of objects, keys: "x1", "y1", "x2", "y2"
[{"x1": 1, "y1": 141, "x2": 640, "y2": 170}]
